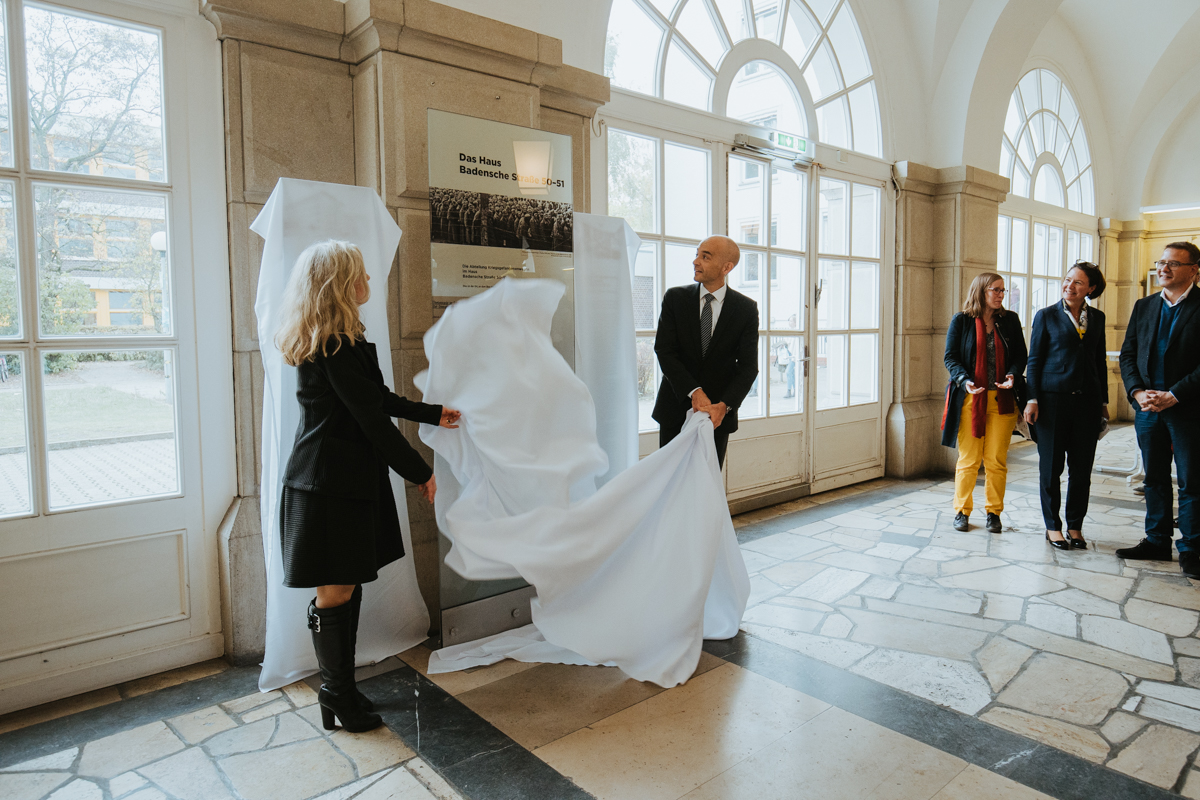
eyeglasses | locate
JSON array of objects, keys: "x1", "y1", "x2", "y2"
[
  {"x1": 1156, "y1": 260, "x2": 1199, "y2": 270},
  {"x1": 986, "y1": 288, "x2": 1007, "y2": 295}
]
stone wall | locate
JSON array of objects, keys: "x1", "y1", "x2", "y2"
[{"x1": 201, "y1": 0, "x2": 608, "y2": 662}]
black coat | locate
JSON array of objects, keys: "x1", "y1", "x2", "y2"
[
  {"x1": 941, "y1": 311, "x2": 1027, "y2": 447},
  {"x1": 283, "y1": 337, "x2": 441, "y2": 499},
  {"x1": 1120, "y1": 288, "x2": 1200, "y2": 406},
  {"x1": 653, "y1": 283, "x2": 759, "y2": 435},
  {"x1": 1027, "y1": 303, "x2": 1109, "y2": 403}
]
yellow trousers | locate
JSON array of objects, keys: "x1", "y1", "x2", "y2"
[{"x1": 954, "y1": 390, "x2": 1018, "y2": 515}]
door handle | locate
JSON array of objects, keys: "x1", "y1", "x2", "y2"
[{"x1": 815, "y1": 278, "x2": 823, "y2": 306}]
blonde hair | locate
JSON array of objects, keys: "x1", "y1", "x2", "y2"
[
  {"x1": 962, "y1": 272, "x2": 1006, "y2": 319},
  {"x1": 276, "y1": 240, "x2": 369, "y2": 366}
]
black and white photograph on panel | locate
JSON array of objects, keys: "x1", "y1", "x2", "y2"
[{"x1": 430, "y1": 187, "x2": 573, "y2": 253}]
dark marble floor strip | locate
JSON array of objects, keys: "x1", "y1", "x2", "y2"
[
  {"x1": 705, "y1": 632, "x2": 1176, "y2": 800},
  {"x1": 360, "y1": 666, "x2": 595, "y2": 800},
  {"x1": 0, "y1": 666, "x2": 261, "y2": 769},
  {"x1": 736, "y1": 480, "x2": 940, "y2": 544}
]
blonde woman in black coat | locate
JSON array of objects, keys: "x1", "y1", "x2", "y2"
[
  {"x1": 276, "y1": 240, "x2": 460, "y2": 732},
  {"x1": 1024, "y1": 262, "x2": 1109, "y2": 550}
]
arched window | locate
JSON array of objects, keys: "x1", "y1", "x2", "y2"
[
  {"x1": 605, "y1": 0, "x2": 882, "y2": 157},
  {"x1": 1000, "y1": 69, "x2": 1094, "y2": 215}
]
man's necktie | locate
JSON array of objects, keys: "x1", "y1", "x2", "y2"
[{"x1": 700, "y1": 293, "x2": 714, "y2": 357}]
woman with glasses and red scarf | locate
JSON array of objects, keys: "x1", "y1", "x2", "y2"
[{"x1": 942, "y1": 273, "x2": 1028, "y2": 534}]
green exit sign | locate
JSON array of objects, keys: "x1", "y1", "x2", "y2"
[{"x1": 769, "y1": 132, "x2": 807, "y2": 154}]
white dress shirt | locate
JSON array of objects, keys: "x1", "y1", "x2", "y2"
[{"x1": 689, "y1": 282, "x2": 729, "y2": 398}]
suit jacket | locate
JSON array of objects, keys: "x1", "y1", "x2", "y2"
[
  {"x1": 283, "y1": 337, "x2": 441, "y2": 499},
  {"x1": 653, "y1": 283, "x2": 759, "y2": 435},
  {"x1": 1027, "y1": 303, "x2": 1108, "y2": 403},
  {"x1": 1120, "y1": 287, "x2": 1200, "y2": 406},
  {"x1": 940, "y1": 311, "x2": 1027, "y2": 447}
]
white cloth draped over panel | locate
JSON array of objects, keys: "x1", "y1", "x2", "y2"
[
  {"x1": 418, "y1": 277, "x2": 749, "y2": 688},
  {"x1": 252, "y1": 178, "x2": 430, "y2": 692}
]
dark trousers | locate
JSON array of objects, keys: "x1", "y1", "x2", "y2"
[
  {"x1": 1033, "y1": 392, "x2": 1101, "y2": 531},
  {"x1": 1136, "y1": 407, "x2": 1199, "y2": 553},
  {"x1": 660, "y1": 420, "x2": 729, "y2": 468}
]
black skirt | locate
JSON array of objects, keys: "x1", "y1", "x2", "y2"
[{"x1": 279, "y1": 469, "x2": 405, "y2": 588}]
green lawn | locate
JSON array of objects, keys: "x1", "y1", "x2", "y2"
[{"x1": 0, "y1": 385, "x2": 173, "y2": 447}]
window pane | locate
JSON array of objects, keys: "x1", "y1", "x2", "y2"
[
  {"x1": 817, "y1": 258, "x2": 846, "y2": 329},
  {"x1": 1046, "y1": 225, "x2": 1063, "y2": 276},
  {"x1": 35, "y1": 185, "x2": 170, "y2": 337},
  {"x1": 608, "y1": 129, "x2": 659, "y2": 234},
  {"x1": 770, "y1": 167, "x2": 805, "y2": 251},
  {"x1": 1033, "y1": 165, "x2": 1063, "y2": 206},
  {"x1": 740, "y1": 336, "x2": 765, "y2": 419},
  {"x1": 604, "y1": 0, "x2": 663, "y2": 95},
  {"x1": 665, "y1": 143, "x2": 710, "y2": 239},
  {"x1": 769, "y1": 335, "x2": 801, "y2": 415},
  {"x1": 727, "y1": 61, "x2": 807, "y2": 137},
  {"x1": 729, "y1": 249, "x2": 765, "y2": 311},
  {"x1": 1031, "y1": 278, "x2": 1047, "y2": 314},
  {"x1": 997, "y1": 215, "x2": 1011, "y2": 271},
  {"x1": 0, "y1": 182, "x2": 18, "y2": 336},
  {"x1": 848, "y1": 81, "x2": 881, "y2": 157},
  {"x1": 818, "y1": 178, "x2": 848, "y2": 255},
  {"x1": 636, "y1": 336, "x2": 658, "y2": 432},
  {"x1": 0, "y1": 352, "x2": 30, "y2": 516},
  {"x1": 676, "y1": 0, "x2": 726, "y2": 66},
  {"x1": 851, "y1": 183, "x2": 880, "y2": 258},
  {"x1": 803, "y1": 40, "x2": 841, "y2": 103},
  {"x1": 632, "y1": 241, "x2": 659, "y2": 330},
  {"x1": 752, "y1": 0, "x2": 780, "y2": 41},
  {"x1": 816, "y1": 96, "x2": 850, "y2": 149},
  {"x1": 769, "y1": 255, "x2": 804, "y2": 331},
  {"x1": 1066, "y1": 229, "x2": 1079, "y2": 269},
  {"x1": 827, "y1": 3, "x2": 870, "y2": 85},
  {"x1": 43, "y1": 349, "x2": 178, "y2": 509},
  {"x1": 849, "y1": 332, "x2": 878, "y2": 404},
  {"x1": 1033, "y1": 223, "x2": 1047, "y2": 275},
  {"x1": 1080, "y1": 232, "x2": 1093, "y2": 262},
  {"x1": 663, "y1": 38, "x2": 712, "y2": 111},
  {"x1": 665, "y1": 242, "x2": 697, "y2": 289},
  {"x1": 781, "y1": 2, "x2": 819, "y2": 65},
  {"x1": 0, "y1": 6, "x2": 11, "y2": 167},
  {"x1": 850, "y1": 262, "x2": 878, "y2": 329},
  {"x1": 1007, "y1": 275, "x2": 1025, "y2": 318},
  {"x1": 1011, "y1": 218, "x2": 1028, "y2": 273},
  {"x1": 25, "y1": 6, "x2": 166, "y2": 181},
  {"x1": 815, "y1": 333, "x2": 845, "y2": 409},
  {"x1": 729, "y1": 155, "x2": 764, "y2": 246},
  {"x1": 713, "y1": 0, "x2": 752, "y2": 42}
]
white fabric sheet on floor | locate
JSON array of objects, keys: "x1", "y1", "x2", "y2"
[
  {"x1": 418, "y1": 278, "x2": 749, "y2": 687},
  {"x1": 252, "y1": 178, "x2": 430, "y2": 692}
]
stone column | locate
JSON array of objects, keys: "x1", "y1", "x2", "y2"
[
  {"x1": 202, "y1": 0, "x2": 608, "y2": 660},
  {"x1": 886, "y1": 162, "x2": 1008, "y2": 479}
]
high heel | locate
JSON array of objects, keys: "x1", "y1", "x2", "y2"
[
  {"x1": 308, "y1": 598, "x2": 383, "y2": 733},
  {"x1": 1046, "y1": 530, "x2": 1070, "y2": 551},
  {"x1": 1067, "y1": 530, "x2": 1087, "y2": 550}
]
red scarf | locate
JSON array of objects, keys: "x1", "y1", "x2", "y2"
[{"x1": 970, "y1": 317, "x2": 1014, "y2": 438}]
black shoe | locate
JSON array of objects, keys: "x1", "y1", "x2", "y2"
[
  {"x1": 308, "y1": 599, "x2": 383, "y2": 733},
  {"x1": 1182, "y1": 552, "x2": 1200, "y2": 580},
  {"x1": 986, "y1": 513, "x2": 1002, "y2": 533},
  {"x1": 1046, "y1": 530, "x2": 1070, "y2": 551},
  {"x1": 953, "y1": 512, "x2": 969, "y2": 532},
  {"x1": 347, "y1": 586, "x2": 374, "y2": 712},
  {"x1": 1067, "y1": 530, "x2": 1087, "y2": 549},
  {"x1": 1115, "y1": 539, "x2": 1173, "y2": 561},
  {"x1": 1133, "y1": 484, "x2": 1146, "y2": 496}
]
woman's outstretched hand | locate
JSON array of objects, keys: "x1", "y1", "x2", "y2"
[
  {"x1": 439, "y1": 407, "x2": 461, "y2": 428},
  {"x1": 418, "y1": 475, "x2": 437, "y2": 503}
]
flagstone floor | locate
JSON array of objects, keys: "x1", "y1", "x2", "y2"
[{"x1": 3, "y1": 423, "x2": 1199, "y2": 800}]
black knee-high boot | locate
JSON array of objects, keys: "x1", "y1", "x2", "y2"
[
  {"x1": 308, "y1": 598, "x2": 382, "y2": 732},
  {"x1": 347, "y1": 585, "x2": 375, "y2": 711}
]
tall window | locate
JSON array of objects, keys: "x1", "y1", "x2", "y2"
[
  {"x1": 0, "y1": 3, "x2": 177, "y2": 517},
  {"x1": 1000, "y1": 69, "x2": 1094, "y2": 215},
  {"x1": 997, "y1": 213, "x2": 1095, "y2": 326},
  {"x1": 609, "y1": 127, "x2": 711, "y2": 431},
  {"x1": 606, "y1": 0, "x2": 882, "y2": 157}
]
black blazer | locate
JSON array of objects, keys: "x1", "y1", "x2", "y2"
[
  {"x1": 1027, "y1": 303, "x2": 1108, "y2": 403},
  {"x1": 1120, "y1": 287, "x2": 1200, "y2": 406},
  {"x1": 941, "y1": 311, "x2": 1027, "y2": 447},
  {"x1": 653, "y1": 283, "x2": 759, "y2": 435},
  {"x1": 283, "y1": 337, "x2": 441, "y2": 499}
]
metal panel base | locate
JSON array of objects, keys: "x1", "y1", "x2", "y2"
[{"x1": 439, "y1": 585, "x2": 538, "y2": 648}]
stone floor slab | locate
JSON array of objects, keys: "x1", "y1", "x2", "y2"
[
  {"x1": 1080, "y1": 615, "x2": 1173, "y2": 664},
  {"x1": 787, "y1": 567, "x2": 870, "y2": 603},
  {"x1": 1125, "y1": 597, "x2": 1200, "y2": 637},
  {"x1": 981, "y1": 707, "x2": 1109, "y2": 762},
  {"x1": 1043, "y1": 588, "x2": 1121, "y2": 618},
  {"x1": 938, "y1": 565, "x2": 1067, "y2": 597},
  {"x1": 894, "y1": 584, "x2": 982, "y2": 614},
  {"x1": 166, "y1": 706, "x2": 237, "y2": 745},
  {"x1": 1101, "y1": 711, "x2": 1148, "y2": 744},
  {"x1": 138, "y1": 746, "x2": 235, "y2": 800},
  {"x1": 329, "y1": 725, "x2": 413, "y2": 775},
  {"x1": 850, "y1": 649, "x2": 992, "y2": 715},
  {"x1": 76, "y1": 721, "x2": 185, "y2": 780},
  {"x1": 1025, "y1": 603, "x2": 1077, "y2": 637},
  {"x1": 218, "y1": 738, "x2": 354, "y2": 800},
  {"x1": 1004, "y1": 625, "x2": 1176, "y2": 680},
  {"x1": 976, "y1": 636, "x2": 1034, "y2": 692},
  {"x1": 1107, "y1": 724, "x2": 1200, "y2": 789},
  {"x1": 741, "y1": 624, "x2": 874, "y2": 669},
  {"x1": 996, "y1": 653, "x2": 1129, "y2": 725},
  {"x1": 0, "y1": 772, "x2": 71, "y2": 800},
  {"x1": 842, "y1": 608, "x2": 989, "y2": 660}
]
